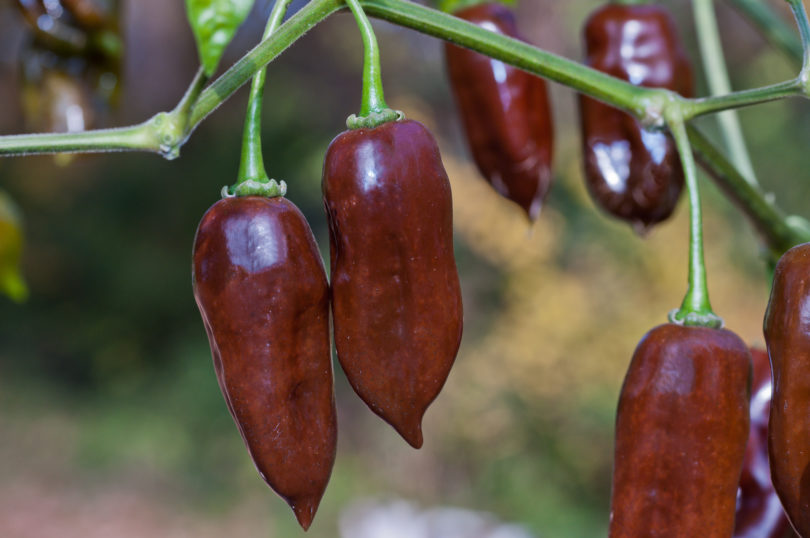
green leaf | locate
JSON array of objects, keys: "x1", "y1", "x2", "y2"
[
  {"x1": 0, "y1": 190, "x2": 28, "y2": 303},
  {"x1": 186, "y1": 0, "x2": 256, "y2": 76}
]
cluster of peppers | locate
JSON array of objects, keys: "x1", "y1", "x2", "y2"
[{"x1": 189, "y1": 0, "x2": 810, "y2": 534}]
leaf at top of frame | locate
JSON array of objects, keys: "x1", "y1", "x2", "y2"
[{"x1": 186, "y1": 0, "x2": 256, "y2": 77}]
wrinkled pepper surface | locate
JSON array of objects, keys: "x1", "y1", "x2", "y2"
[
  {"x1": 765, "y1": 242, "x2": 810, "y2": 537},
  {"x1": 192, "y1": 196, "x2": 336, "y2": 530},
  {"x1": 444, "y1": 2, "x2": 553, "y2": 221},
  {"x1": 734, "y1": 348, "x2": 793, "y2": 538},
  {"x1": 322, "y1": 119, "x2": 463, "y2": 449},
  {"x1": 579, "y1": 4, "x2": 693, "y2": 232},
  {"x1": 610, "y1": 324, "x2": 750, "y2": 537}
]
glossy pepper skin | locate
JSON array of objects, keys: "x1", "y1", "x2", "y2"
[
  {"x1": 609, "y1": 324, "x2": 751, "y2": 537},
  {"x1": 192, "y1": 196, "x2": 337, "y2": 530},
  {"x1": 444, "y1": 2, "x2": 553, "y2": 221},
  {"x1": 734, "y1": 348, "x2": 794, "y2": 538},
  {"x1": 764, "y1": 242, "x2": 810, "y2": 537},
  {"x1": 579, "y1": 4, "x2": 693, "y2": 232},
  {"x1": 322, "y1": 119, "x2": 463, "y2": 449}
]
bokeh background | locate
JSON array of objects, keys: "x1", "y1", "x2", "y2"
[{"x1": 0, "y1": 0, "x2": 807, "y2": 536}]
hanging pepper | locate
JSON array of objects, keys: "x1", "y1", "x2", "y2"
[
  {"x1": 579, "y1": 3, "x2": 693, "y2": 232},
  {"x1": 609, "y1": 323, "x2": 751, "y2": 537},
  {"x1": 323, "y1": 119, "x2": 463, "y2": 449},
  {"x1": 193, "y1": 196, "x2": 336, "y2": 530},
  {"x1": 734, "y1": 348, "x2": 793, "y2": 538},
  {"x1": 444, "y1": 2, "x2": 554, "y2": 221},
  {"x1": 764, "y1": 242, "x2": 810, "y2": 537}
]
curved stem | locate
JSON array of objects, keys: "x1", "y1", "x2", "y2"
[
  {"x1": 728, "y1": 0, "x2": 803, "y2": 65},
  {"x1": 786, "y1": 0, "x2": 810, "y2": 68},
  {"x1": 344, "y1": 0, "x2": 389, "y2": 116},
  {"x1": 668, "y1": 117, "x2": 722, "y2": 328},
  {"x1": 693, "y1": 0, "x2": 758, "y2": 186},
  {"x1": 236, "y1": 0, "x2": 293, "y2": 191}
]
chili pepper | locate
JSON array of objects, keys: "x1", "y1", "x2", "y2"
[
  {"x1": 322, "y1": 119, "x2": 463, "y2": 449},
  {"x1": 192, "y1": 196, "x2": 336, "y2": 530},
  {"x1": 764, "y1": 242, "x2": 810, "y2": 537},
  {"x1": 444, "y1": 2, "x2": 553, "y2": 221},
  {"x1": 734, "y1": 348, "x2": 793, "y2": 538},
  {"x1": 609, "y1": 323, "x2": 751, "y2": 537},
  {"x1": 579, "y1": 4, "x2": 693, "y2": 232}
]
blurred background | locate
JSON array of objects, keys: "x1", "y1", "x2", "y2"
[{"x1": 0, "y1": 0, "x2": 806, "y2": 536}]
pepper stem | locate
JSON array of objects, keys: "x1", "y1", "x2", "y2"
[
  {"x1": 667, "y1": 118, "x2": 723, "y2": 329},
  {"x1": 228, "y1": 0, "x2": 293, "y2": 198},
  {"x1": 344, "y1": 0, "x2": 402, "y2": 128},
  {"x1": 786, "y1": 0, "x2": 810, "y2": 70}
]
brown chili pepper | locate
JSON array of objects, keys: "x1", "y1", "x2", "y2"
[
  {"x1": 734, "y1": 348, "x2": 794, "y2": 538},
  {"x1": 322, "y1": 119, "x2": 463, "y2": 449},
  {"x1": 610, "y1": 323, "x2": 751, "y2": 537},
  {"x1": 444, "y1": 2, "x2": 553, "y2": 221},
  {"x1": 192, "y1": 196, "x2": 336, "y2": 530},
  {"x1": 764, "y1": 242, "x2": 810, "y2": 537},
  {"x1": 579, "y1": 4, "x2": 693, "y2": 233}
]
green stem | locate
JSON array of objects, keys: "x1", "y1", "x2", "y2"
[
  {"x1": 344, "y1": 0, "x2": 391, "y2": 120},
  {"x1": 688, "y1": 125, "x2": 810, "y2": 255},
  {"x1": 0, "y1": 121, "x2": 161, "y2": 156},
  {"x1": 728, "y1": 0, "x2": 803, "y2": 64},
  {"x1": 693, "y1": 0, "x2": 758, "y2": 186},
  {"x1": 231, "y1": 0, "x2": 293, "y2": 197},
  {"x1": 786, "y1": 0, "x2": 810, "y2": 68},
  {"x1": 682, "y1": 78, "x2": 803, "y2": 118},
  {"x1": 668, "y1": 117, "x2": 722, "y2": 328}
]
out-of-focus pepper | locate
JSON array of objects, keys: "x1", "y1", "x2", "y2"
[
  {"x1": 0, "y1": 190, "x2": 28, "y2": 303},
  {"x1": 764, "y1": 242, "x2": 810, "y2": 537},
  {"x1": 15, "y1": 0, "x2": 122, "y2": 135},
  {"x1": 734, "y1": 348, "x2": 794, "y2": 538},
  {"x1": 192, "y1": 196, "x2": 337, "y2": 530},
  {"x1": 609, "y1": 323, "x2": 751, "y2": 537},
  {"x1": 322, "y1": 119, "x2": 463, "y2": 449},
  {"x1": 579, "y1": 4, "x2": 693, "y2": 233},
  {"x1": 444, "y1": 2, "x2": 553, "y2": 221}
]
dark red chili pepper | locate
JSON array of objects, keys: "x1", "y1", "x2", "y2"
[
  {"x1": 734, "y1": 348, "x2": 794, "y2": 538},
  {"x1": 444, "y1": 2, "x2": 553, "y2": 221},
  {"x1": 764, "y1": 242, "x2": 810, "y2": 537},
  {"x1": 322, "y1": 119, "x2": 463, "y2": 449},
  {"x1": 609, "y1": 323, "x2": 751, "y2": 537},
  {"x1": 579, "y1": 4, "x2": 693, "y2": 232},
  {"x1": 192, "y1": 196, "x2": 336, "y2": 530}
]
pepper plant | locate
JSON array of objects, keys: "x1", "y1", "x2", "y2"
[{"x1": 3, "y1": 0, "x2": 810, "y2": 535}]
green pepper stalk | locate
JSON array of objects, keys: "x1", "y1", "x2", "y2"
[
  {"x1": 344, "y1": 0, "x2": 402, "y2": 128},
  {"x1": 668, "y1": 117, "x2": 722, "y2": 329},
  {"x1": 227, "y1": 0, "x2": 294, "y2": 197}
]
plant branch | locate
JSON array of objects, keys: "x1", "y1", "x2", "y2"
[
  {"x1": 693, "y1": 0, "x2": 758, "y2": 186},
  {"x1": 727, "y1": 0, "x2": 803, "y2": 64},
  {"x1": 688, "y1": 125, "x2": 810, "y2": 255}
]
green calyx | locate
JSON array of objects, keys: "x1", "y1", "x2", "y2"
[
  {"x1": 222, "y1": 178, "x2": 287, "y2": 198},
  {"x1": 668, "y1": 308, "x2": 724, "y2": 329},
  {"x1": 346, "y1": 108, "x2": 404, "y2": 129}
]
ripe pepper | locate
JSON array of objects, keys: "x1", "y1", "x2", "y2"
[
  {"x1": 579, "y1": 4, "x2": 693, "y2": 232},
  {"x1": 609, "y1": 323, "x2": 751, "y2": 537},
  {"x1": 764, "y1": 242, "x2": 810, "y2": 537},
  {"x1": 192, "y1": 196, "x2": 336, "y2": 530},
  {"x1": 734, "y1": 348, "x2": 793, "y2": 538},
  {"x1": 322, "y1": 119, "x2": 463, "y2": 449},
  {"x1": 444, "y1": 2, "x2": 553, "y2": 221}
]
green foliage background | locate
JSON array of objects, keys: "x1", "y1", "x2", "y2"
[{"x1": 0, "y1": 0, "x2": 805, "y2": 536}]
